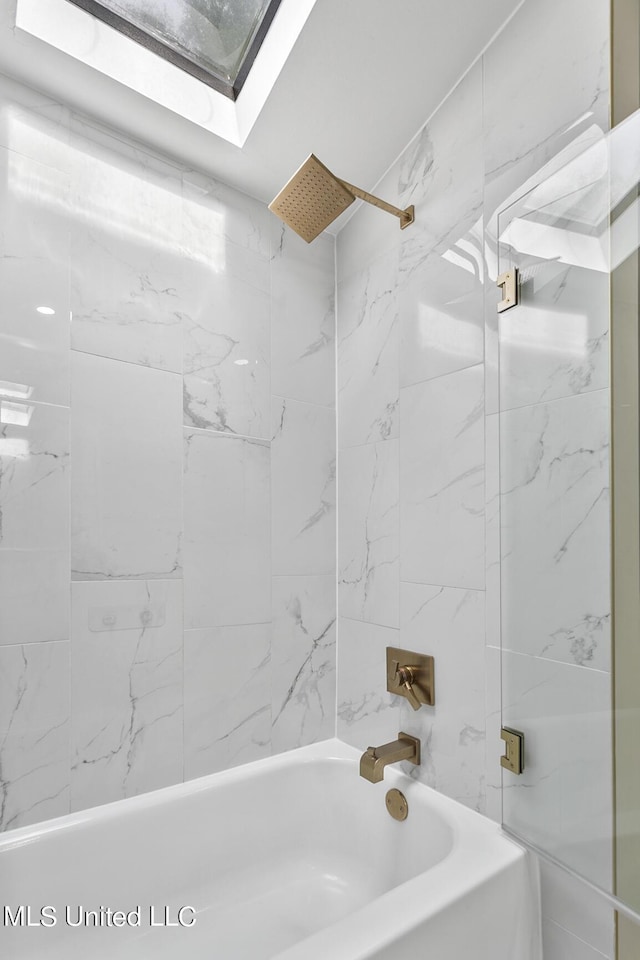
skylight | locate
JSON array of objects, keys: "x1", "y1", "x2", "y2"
[{"x1": 67, "y1": 0, "x2": 283, "y2": 99}]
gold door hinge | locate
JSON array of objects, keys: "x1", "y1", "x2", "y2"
[
  {"x1": 500, "y1": 727, "x2": 525, "y2": 775},
  {"x1": 496, "y1": 268, "x2": 519, "y2": 313}
]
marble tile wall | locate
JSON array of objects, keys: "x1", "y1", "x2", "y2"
[
  {"x1": 0, "y1": 75, "x2": 336, "y2": 831},
  {"x1": 336, "y1": 0, "x2": 615, "y2": 957}
]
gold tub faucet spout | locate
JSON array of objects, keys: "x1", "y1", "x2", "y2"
[{"x1": 359, "y1": 732, "x2": 421, "y2": 783}]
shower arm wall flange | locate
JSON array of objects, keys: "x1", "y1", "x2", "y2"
[{"x1": 338, "y1": 178, "x2": 415, "y2": 229}]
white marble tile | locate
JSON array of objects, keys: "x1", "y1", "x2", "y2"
[
  {"x1": 271, "y1": 575, "x2": 336, "y2": 753},
  {"x1": 182, "y1": 256, "x2": 270, "y2": 439},
  {"x1": 398, "y1": 582, "x2": 486, "y2": 812},
  {"x1": 338, "y1": 440, "x2": 399, "y2": 628},
  {"x1": 0, "y1": 258, "x2": 70, "y2": 407},
  {"x1": 0, "y1": 641, "x2": 70, "y2": 831},
  {"x1": 401, "y1": 364, "x2": 484, "y2": 589},
  {"x1": 542, "y1": 918, "x2": 611, "y2": 960},
  {"x1": 500, "y1": 390, "x2": 610, "y2": 670},
  {"x1": 399, "y1": 228, "x2": 484, "y2": 388},
  {"x1": 498, "y1": 258, "x2": 609, "y2": 412},
  {"x1": 0, "y1": 401, "x2": 69, "y2": 646},
  {"x1": 337, "y1": 252, "x2": 399, "y2": 448},
  {"x1": 502, "y1": 650, "x2": 612, "y2": 891},
  {"x1": 67, "y1": 121, "x2": 185, "y2": 372},
  {"x1": 336, "y1": 161, "x2": 403, "y2": 284},
  {"x1": 70, "y1": 580, "x2": 183, "y2": 811},
  {"x1": 270, "y1": 225, "x2": 335, "y2": 408},
  {"x1": 271, "y1": 398, "x2": 335, "y2": 577},
  {"x1": 184, "y1": 624, "x2": 271, "y2": 779},
  {"x1": 71, "y1": 353, "x2": 182, "y2": 580},
  {"x1": 337, "y1": 618, "x2": 398, "y2": 749},
  {"x1": 183, "y1": 429, "x2": 270, "y2": 627},
  {"x1": 398, "y1": 64, "x2": 483, "y2": 274},
  {"x1": 182, "y1": 169, "x2": 272, "y2": 262},
  {"x1": 70, "y1": 230, "x2": 183, "y2": 373},
  {"x1": 540, "y1": 860, "x2": 615, "y2": 959}
]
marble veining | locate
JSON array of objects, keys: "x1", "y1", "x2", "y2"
[
  {"x1": 338, "y1": 440, "x2": 399, "y2": 628},
  {"x1": 337, "y1": 253, "x2": 399, "y2": 448},
  {"x1": 0, "y1": 641, "x2": 70, "y2": 831},
  {"x1": 401, "y1": 363, "x2": 485, "y2": 590},
  {"x1": 71, "y1": 580, "x2": 183, "y2": 810},
  {"x1": 271, "y1": 575, "x2": 336, "y2": 753},
  {"x1": 500, "y1": 389, "x2": 610, "y2": 671},
  {"x1": 0, "y1": 401, "x2": 69, "y2": 646},
  {"x1": 71, "y1": 352, "x2": 182, "y2": 580},
  {"x1": 184, "y1": 624, "x2": 271, "y2": 779},
  {"x1": 182, "y1": 254, "x2": 270, "y2": 439},
  {"x1": 271, "y1": 398, "x2": 335, "y2": 577},
  {"x1": 270, "y1": 224, "x2": 335, "y2": 408},
  {"x1": 183, "y1": 428, "x2": 270, "y2": 628}
]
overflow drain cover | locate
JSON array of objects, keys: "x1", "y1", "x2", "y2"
[{"x1": 385, "y1": 788, "x2": 408, "y2": 821}]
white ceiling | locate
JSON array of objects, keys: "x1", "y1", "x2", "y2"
[{"x1": 0, "y1": 0, "x2": 521, "y2": 215}]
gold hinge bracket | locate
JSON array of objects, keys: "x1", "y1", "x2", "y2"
[
  {"x1": 496, "y1": 268, "x2": 519, "y2": 313},
  {"x1": 500, "y1": 726, "x2": 525, "y2": 775}
]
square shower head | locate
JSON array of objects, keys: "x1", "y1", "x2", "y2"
[{"x1": 268, "y1": 154, "x2": 355, "y2": 243}]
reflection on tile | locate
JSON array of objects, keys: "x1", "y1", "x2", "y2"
[
  {"x1": 71, "y1": 231, "x2": 183, "y2": 373},
  {"x1": 401, "y1": 364, "x2": 484, "y2": 589},
  {"x1": 184, "y1": 624, "x2": 271, "y2": 779},
  {"x1": 182, "y1": 169, "x2": 272, "y2": 261},
  {"x1": 498, "y1": 261, "x2": 609, "y2": 411},
  {"x1": 338, "y1": 440, "x2": 399, "y2": 628},
  {"x1": 0, "y1": 401, "x2": 69, "y2": 646},
  {"x1": 70, "y1": 580, "x2": 183, "y2": 811},
  {"x1": 399, "y1": 238, "x2": 483, "y2": 388},
  {"x1": 483, "y1": 0, "x2": 609, "y2": 221},
  {"x1": 0, "y1": 258, "x2": 70, "y2": 407},
  {"x1": 184, "y1": 429, "x2": 270, "y2": 627},
  {"x1": 0, "y1": 641, "x2": 70, "y2": 831},
  {"x1": 271, "y1": 398, "x2": 335, "y2": 577},
  {"x1": 398, "y1": 64, "x2": 483, "y2": 273},
  {"x1": 501, "y1": 390, "x2": 610, "y2": 670},
  {"x1": 398, "y1": 582, "x2": 486, "y2": 812},
  {"x1": 71, "y1": 353, "x2": 182, "y2": 580},
  {"x1": 0, "y1": 146, "x2": 70, "y2": 262},
  {"x1": 272, "y1": 575, "x2": 336, "y2": 753},
  {"x1": 337, "y1": 618, "x2": 397, "y2": 748},
  {"x1": 182, "y1": 256, "x2": 270, "y2": 439},
  {"x1": 271, "y1": 225, "x2": 335, "y2": 408},
  {"x1": 337, "y1": 253, "x2": 399, "y2": 448},
  {"x1": 502, "y1": 650, "x2": 612, "y2": 890}
]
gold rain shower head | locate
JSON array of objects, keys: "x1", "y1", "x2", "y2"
[{"x1": 269, "y1": 154, "x2": 415, "y2": 243}]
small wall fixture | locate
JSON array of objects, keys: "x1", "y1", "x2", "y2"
[{"x1": 269, "y1": 154, "x2": 415, "y2": 243}]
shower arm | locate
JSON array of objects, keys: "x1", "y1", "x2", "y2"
[{"x1": 337, "y1": 178, "x2": 415, "y2": 229}]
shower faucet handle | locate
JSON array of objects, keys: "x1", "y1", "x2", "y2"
[{"x1": 391, "y1": 660, "x2": 422, "y2": 711}]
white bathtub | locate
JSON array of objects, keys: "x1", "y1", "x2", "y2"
[{"x1": 0, "y1": 739, "x2": 540, "y2": 959}]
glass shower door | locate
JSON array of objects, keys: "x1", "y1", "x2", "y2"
[{"x1": 496, "y1": 108, "x2": 640, "y2": 918}]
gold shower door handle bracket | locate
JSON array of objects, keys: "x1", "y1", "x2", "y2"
[
  {"x1": 339, "y1": 179, "x2": 415, "y2": 230},
  {"x1": 500, "y1": 727, "x2": 525, "y2": 775},
  {"x1": 496, "y1": 268, "x2": 519, "y2": 312}
]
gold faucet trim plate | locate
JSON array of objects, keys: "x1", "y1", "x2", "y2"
[{"x1": 386, "y1": 647, "x2": 435, "y2": 710}]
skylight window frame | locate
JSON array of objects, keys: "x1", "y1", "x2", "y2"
[{"x1": 65, "y1": 0, "x2": 284, "y2": 100}]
